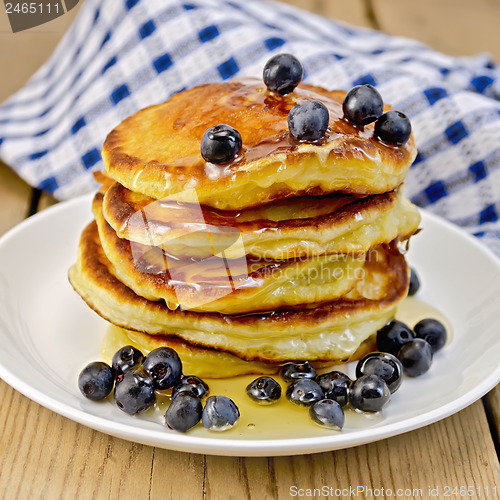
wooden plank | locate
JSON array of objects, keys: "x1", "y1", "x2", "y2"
[
  {"x1": 0, "y1": 384, "x2": 154, "y2": 500},
  {"x1": 485, "y1": 386, "x2": 500, "y2": 442},
  {"x1": 0, "y1": 162, "x2": 32, "y2": 235},
  {"x1": 149, "y1": 450, "x2": 205, "y2": 499},
  {"x1": 277, "y1": 0, "x2": 374, "y2": 29},
  {"x1": 1, "y1": 384, "x2": 498, "y2": 498},
  {"x1": 38, "y1": 192, "x2": 58, "y2": 212},
  {"x1": 0, "y1": 2, "x2": 83, "y2": 104},
  {"x1": 372, "y1": 0, "x2": 500, "y2": 60}
]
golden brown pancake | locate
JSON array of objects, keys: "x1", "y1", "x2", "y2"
[
  {"x1": 102, "y1": 79, "x2": 417, "y2": 210},
  {"x1": 102, "y1": 180, "x2": 421, "y2": 260},
  {"x1": 68, "y1": 221, "x2": 409, "y2": 363},
  {"x1": 93, "y1": 191, "x2": 365, "y2": 314},
  {"x1": 102, "y1": 325, "x2": 279, "y2": 378},
  {"x1": 102, "y1": 325, "x2": 378, "y2": 378}
]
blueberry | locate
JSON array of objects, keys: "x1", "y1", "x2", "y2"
[
  {"x1": 309, "y1": 399, "x2": 345, "y2": 430},
  {"x1": 141, "y1": 347, "x2": 182, "y2": 390},
  {"x1": 408, "y1": 268, "x2": 420, "y2": 296},
  {"x1": 414, "y1": 318, "x2": 447, "y2": 353},
  {"x1": 288, "y1": 100, "x2": 329, "y2": 142},
  {"x1": 114, "y1": 370, "x2": 156, "y2": 415},
  {"x1": 376, "y1": 320, "x2": 415, "y2": 356},
  {"x1": 78, "y1": 361, "x2": 114, "y2": 400},
  {"x1": 201, "y1": 124, "x2": 242, "y2": 164},
  {"x1": 263, "y1": 53, "x2": 303, "y2": 95},
  {"x1": 349, "y1": 375, "x2": 390, "y2": 413},
  {"x1": 398, "y1": 339, "x2": 433, "y2": 376},
  {"x1": 202, "y1": 396, "x2": 240, "y2": 431},
  {"x1": 165, "y1": 392, "x2": 203, "y2": 432},
  {"x1": 355, "y1": 352, "x2": 403, "y2": 393},
  {"x1": 315, "y1": 371, "x2": 352, "y2": 407},
  {"x1": 246, "y1": 376, "x2": 282, "y2": 404},
  {"x1": 342, "y1": 84, "x2": 384, "y2": 125},
  {"x1": 286, "y1": 379, "x2": 324, "y2": 407},
  {"x1": 374, "y1": 110, "x2": 412, "y2": 146},
  {"x1": 172, "y1": 375, "x2": 209, "y2": 399},
  {"x1": 112, "y1": 345, "x2": 143, "y2": 382},
  {"x1": 281, "y1": 361, "x2": 316, "y2": 382}
]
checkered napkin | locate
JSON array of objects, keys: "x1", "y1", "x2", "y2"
[{"x1": 1, "y1": 0, "x2": 500, "y2": 256}]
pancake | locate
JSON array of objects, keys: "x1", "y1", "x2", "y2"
[
  {"x1": 101, "y1": 325, "x2": 378, "y2": 378},
  {"x1": 68, "y1": 221, "x2": 409, "y2": 363},
  {"x1": 94, "y1": 191, "x2": 365, "y2": 314},
  {"x1": 102, "y1": 180, "x2": 421, "y2": 260},
  {"x1": 102, "y1": 325, "x2": 279, "y2": 378},
  {"x1": 102, "y1": 79, "x2": 417, "y2": 210}
]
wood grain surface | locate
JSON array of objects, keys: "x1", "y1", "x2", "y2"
[
  {"x1": 372, "y1": 0, "x2": 500, "y2": 60},
  {"x1": 0, "y1": 1, "x2": 499, "y2": 499},
  {"x1": 0, "y1": 2, "x2": 83, "y2": 105},
  {"x1": 0, "y1": 163, "x2": 31, "y2": 235},
  {"x1": 0, "y1": 376, "x2": 499, "y2": 499}
]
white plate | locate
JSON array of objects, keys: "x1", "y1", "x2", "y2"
[{"x1": 0, "y1": 194, "x2": 499, "y2": 457}]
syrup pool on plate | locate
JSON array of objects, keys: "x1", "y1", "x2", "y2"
[
  {"x1": 100, "y1": 297, "x2": 452, "y2": 439},
  {"x1": 396, "y1": 297, "x2": 453, "y2": 347}
]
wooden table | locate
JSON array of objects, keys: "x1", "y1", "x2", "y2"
[{"x1": 1, "y1": 1, "x2": 499, "y2": 498}]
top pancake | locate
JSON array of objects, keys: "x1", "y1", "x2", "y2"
[{"x1": 103, "y1": 79, "x2": 417, "y2": 210}]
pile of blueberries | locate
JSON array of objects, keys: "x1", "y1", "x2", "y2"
[
  {"x1": 200, "y1": 53, "x2": 412, "y2": 166},
  {"x1": 245, "y1": 268, "x2": 447, "y2": 430},
  {"x1": 78, "y1": 346, "x2": 239, "y2": 433}
]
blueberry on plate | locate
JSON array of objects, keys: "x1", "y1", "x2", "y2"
[
  {"x1": 342, "y1": 84, "x2": 384, "y2": 125},
  {"x1": 172, "y1": 375, "x2": 209, "y2": 399},
  {"x1": 413, "y1": 318, "x2": 447, "y2": 353},
  {"x1": 315, "y1": 371, "x2": 352, "y2": 407},
  {"x1": 281, "y1": 361, "x2": 316, "y2": 382},
  {"x1": 376, "y1": 320, "x2": 415, "y2": 356},
  {"x1": 288, "y1": 100, "x2": 329, "y2": 142},
  {"x1": 349, "y1": 374, "x2": 391, "y2": 413},
  {"x1": 374, "y1": 110, "x2": 412, "y2": 146},
  {"x1": 408, "y1": 267, "x2": 420, "y2": 296},
  {"x1": 201, "y1": 124, "x2": 242, "y2": 164},
  {"x1": 114, "y1": 370, "x2": 156, "y2": 415},
  {"x1": 141, "y1": 347, "x2": 182, "y2": 390},
  {"x1": 78, "y1": 361, "x2": 114, "y2": 401},
  {"x1": 246, "y1": 376, "x2": 282, "y2": 404},
  {"x1": 355, "y1": 352, "x2": 403, "y2": 393},
  {"x1": 112, "y1": 345, "x2": 143, "y2": 382},
  {"x1": 202, "y1": 396, "x2": 240, "y2": 431},
  {"x1": 165, "y1": 393, "x2": 203, "y2": 432},
  {"x1": 309, "y1": 399, "x2": 345, "y2": 430},
  {"x1": 286, "y1": 379, "x2": 324, "y2": 407},
  {"x1": 263, "y1": 53, "x2": 303, "y2": 95},
  {"x1": 397, "y1": 338, "x2": 433, "y2": 376}
]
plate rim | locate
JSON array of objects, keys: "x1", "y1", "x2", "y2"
[{"x1": 0, "y1": 194, "x2": 499, "y2": 457}]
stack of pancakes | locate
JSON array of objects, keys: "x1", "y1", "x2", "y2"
[{"x1": 69, "y1": 79, "x2": 421, "y2": 378}]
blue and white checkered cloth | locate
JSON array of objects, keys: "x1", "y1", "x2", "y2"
[{"x1": 1, "y1": 0, "x2": 500, "y2": 255}]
